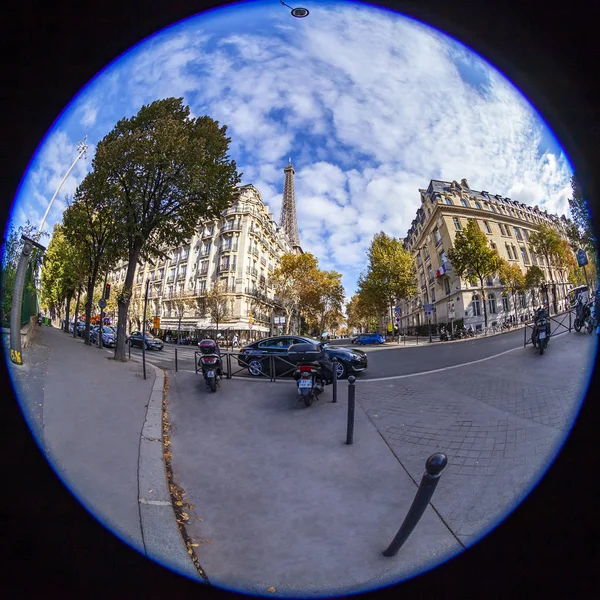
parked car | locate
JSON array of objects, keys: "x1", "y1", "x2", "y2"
[
  {"x1": 237, "y1": 335, "x2": 368, "y2": 379},
  {"x1": 90, "y1": 326, "x2": 116, "y2": 347},
  {"x1": 353, "y1": 332, "x2": 385, "y2": 345},
  {"x1": 126, "y1": 331, "x2": 164, "y2": 350}
]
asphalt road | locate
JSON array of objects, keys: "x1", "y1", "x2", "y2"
[{"x1": 125, "y1": 325, "x2": 549, "y2": 379}]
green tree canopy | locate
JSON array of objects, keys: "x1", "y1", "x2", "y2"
[
  {"x1": 447, "y1": 218, "x2": 502, "y2": 327},
  {"x1": 89, "y1": 97, "x2": 241, "y2": 360},
  {"x1": 567, "y1": 174, "x2": 596, "y2": 252}
]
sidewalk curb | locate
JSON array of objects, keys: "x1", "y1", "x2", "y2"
[{"x1": 137, "y1": 361, "x2": 200, "y2": 581}]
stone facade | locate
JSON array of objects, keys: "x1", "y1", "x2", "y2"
[
  {"x1": 109, "y1": 183, "x2": 295, "y2": 336},
  {"x1": 399, "y1": 179, "x2": 573, "y2": 332}
]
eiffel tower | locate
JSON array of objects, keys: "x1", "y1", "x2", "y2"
[{"x1": 279, "y1": 158, "x2": 303, "y2": 254}]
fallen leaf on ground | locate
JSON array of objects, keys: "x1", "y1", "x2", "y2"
[
  {"x1": 191, "y1": 544, "x2": 199, "y2": 547},
  {"x1": 267, "y1": 587, "x2": 276, "y2": 593},
  {"x1": 181, "y1": 513, "x2": 189, "y2": 521},
  {"x1": 188, "y1": 549, "x2": 193, "y2": 555},
  {"x1": 176, "y1": 501, "x2": 183, "y2": 506},
  {"x1": 148, "y1": 489, "x2": 153, "y2": 493},
  {"x1": 195, "y1": 517, "x2": 203, "y2": 521}
]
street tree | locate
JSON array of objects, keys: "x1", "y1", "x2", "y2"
[
  {"x1": 359, "y1": 232, "x2": 416, "y2": 328},
  {"x1": 524, "y1": 265, "x2": 546, "y2": 309},
  {"x1": 303, "y1": 269, "x2": 346, "y2": 335},
  {"x1": 498, "y1": 259, "x2": 526, "y2": 323},
  {"x1": 528, "y1": 224, "x2": 565, "y2": 314},
  {"x1": 91, "y1": 97, "x2": 241, "y2": 361},
  {"x1": 272, "y1": 252, "x2": 320, "y2": 335},
  {"x1": 447, "y1": 219, "x2": 502, "y2": 327},
  {"x1": 62, "y1": 175, "x2": 125, "y2": 344},
  {"x1": 40, "y1": 223, "x2": 87, "y2": 332},
  {"x1": 205, "y1": 279, "x2": 230, "y2": 337},
  {"x1": 567, "y1": 174, "x2": 596, "y2": 252}
]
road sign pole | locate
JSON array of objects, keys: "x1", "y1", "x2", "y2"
[{"x1": 428, "y1": 318, "x2": 432, "y2": 343}]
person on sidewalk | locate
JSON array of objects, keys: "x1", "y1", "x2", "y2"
[{"x1": 232, "y1": 334, "x2": 239, "y2": 348}]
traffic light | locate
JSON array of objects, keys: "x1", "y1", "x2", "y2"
[
  {"x1": 249, "y1": 311, "x2": 253, "y2": 324},
  {"x1": 105, "y1": 283, "x2": 111, "y2": 300}
]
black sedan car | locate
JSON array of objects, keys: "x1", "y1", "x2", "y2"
[
  {"x1": 127, "y1": 331, "x2": 164, "y2": 350},
  {"x1": 236, "y1": 335, "x2": 367, "y2": 379}
]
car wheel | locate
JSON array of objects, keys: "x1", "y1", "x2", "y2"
[
  {"x1": 335, "y1": 360, "x2": 347, "y2": 380},
  {"x1": 248, "y1": 359, "x2": 264, "y2": 377}
]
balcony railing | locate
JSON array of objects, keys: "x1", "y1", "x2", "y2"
[
  {"x1": 198, "y1": 268, "x2": 209, "y2": 276},
  {"x1": 221, "y1": 222, "x2": 243, "y2": 232},
  {"x1": 177, "y1": 273, "x2": 186, "y2": 280},
  {"x1": 202, "y1": 230, "x2": 214, "y2": 238},
  {"x1": 251, "y1": 248, "x2": 259, "y2": 258},
  {"x1": 199, "y1": 250, "x2": 211, "y2": 257},
  {"x1": 219, "y1": 264, "x2": 237, "y2": 274},
  {"x1": 220, "y1": 245, "x2": 239, "y2": 253},
  {"x1": 166, "y1": 276, "x2": 175, "y2": 282},
  {"x1": 260, "y1": 257, "x2": 267, "y2": 266}
]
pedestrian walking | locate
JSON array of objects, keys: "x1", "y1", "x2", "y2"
[{"x1": 232, "y1": 334, "x2": 239, "y2": 348}]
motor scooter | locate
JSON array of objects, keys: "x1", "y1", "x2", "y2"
[
  {"x1": 288, "y1": 342, "x2": 331, "y2": 407},
  {"x1": 197, "y1": 339, "x2": 224, "y2": 393},
  {"x1": 531, "y1": 308, "x2": 551, "y2": 355}
]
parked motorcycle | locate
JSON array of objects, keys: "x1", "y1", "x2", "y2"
[
  {"x1": 288, "y1": 342, "x2": 333, "y2": 407},
  {"x1": 531, "y1": 308, "x2": 551, "y2": 355},
  {"x1": 574, "y1": 300, "x2": 591, "y2": 333},
  {"x1": 438, "y1": 325, "x2": 449, "y2": 341},
  {"x1": 197, "y1": 339, "x2": 224, "y2": 393}
]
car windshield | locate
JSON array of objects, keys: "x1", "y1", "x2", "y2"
[{"x1": 102, "y1": 327, "x2": 113, "y2": 334}]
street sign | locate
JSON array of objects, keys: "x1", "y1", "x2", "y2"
[
  {"x1": 387, "y1": 323, "x2": 393, "y2": 332},
  {"x1": 153, "y1": 316, "x2": 161, "y2": 329},
  {"x1": 577, "y1": 249, "x2": 589, "y2": 267},
  {"x1": 249, "y1": 323, "x2": 253, "y2": 330},
  {"x1": 98, "y1": 298, "x2": 107, "y2": 309},
  {"x1": 394, "y1": 306, "x2": 400, "y2": 314},
  {"x1": 424, "y1": 310, "x2": 434, "y2": 319},
  {"x1": 395, "y1": 317, "x2": 400, "y2": 323},
  {"x1": 423, "y1": 303, "x2": 434, "y2": 312}
]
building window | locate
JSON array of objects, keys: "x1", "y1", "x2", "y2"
[
  {"x1": 514, "y1": 227, "x2": 523, "y2": 240},
  {"x1": 486, "y1": 275, "x2": 494, "y2": 286},
  {"x1": 453, "y1": 217, "x2": 462, "y2": 231},
  {"x1": 490, "y1": 205, "x2": 496, "y2": 213},
  {"x1": 491, "y1": 242, "x2": 497, "y2": 251},
  {"x1": 519, "y1": 291, "x2": 527, "y2": 309},
  {"x1": 506, "y1": 226, "x2": 512, "y2": 237},
  {"x1": 433, "y1": 229, "x2": 442, "y2": 245},
  {"x1": 475, "y1": 202, "x2": 482, "y2": 209},
  {"x1": 502, "y1": 295, "x2": 509, "y2": 311},
  {"x1": 446, "y1": 197, "x2": 453, "y2": 205},
  {"x1": 444, "y1": 278, "x2": 451, "y2": 295},
  {"x1": 522, "y1": 229, "x2": 530, "y2": 241},
  {"x1": 472, "y1": 294, "x2": 481, "y2": 316},
  {"x1": 483, "y1": 221, "x2": 491, "y2": 234},
  {"x1": 520, "y1": 246, "x2": 530, "y2": 264},
  {"x1": 512, "y1": 245, "x2": 518, "y2": 260},
  {"x1": 461, "y1": 198, "x2": 468, "y2": 207},
  {"x1": 428, "y1": 265, "x2": 434, "y2": 282},
  {"x1": 439, "y1": 250, "x2": 447, "y2": 265},
  {"x1": 499, "y1": 223, "x2": 506, "y2": 235},
  {"x1": 430, "y1": 287, "x2": 436, "y2": 302},
  {"x1": 488, "y1": 293, "x2": 497, "y2": 314}
]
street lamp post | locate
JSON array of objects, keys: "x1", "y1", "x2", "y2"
[{"x1": 9, "y1": 136, "x2": 88, "y2": 365}]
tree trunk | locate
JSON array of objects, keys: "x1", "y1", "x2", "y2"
[
  {"x1": 64, "y1": 293, "x2": 73, "y2": 333},
  {"x1": 84, "y1": 273, "x2": 96, "y2": 345},
  {"x1": 114, "y1": 244, "x2": 142, "y2": 362},
  {"x1": 480, "y1": 278, "x2": 488, "y2": 327},
  {"x1": 514, "y1": 290, "x2": 519, "y2": 324},
  {"x1": 72, "y1": 286, "x2": 82, "y2": 338}
]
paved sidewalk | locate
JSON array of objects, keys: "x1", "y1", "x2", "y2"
[
  {"x1": 167, "y1": 374, "x2": 462, "y2": 597},
  {"x1": 165, "y1": 328, "x2": 596, "y2": 596},
  {"x1": 6, "y1": 325, "x2": 197, "y2": 579}
]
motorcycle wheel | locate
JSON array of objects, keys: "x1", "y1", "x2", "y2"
[
  {"x1": 304, "y1": 394, "x2": 314, "y2": 407},
  {"x1": 210, "y1": 378, "x2": 217, "y2": 393},
  {"x1": 574, "y1": 320, "x2": 582, "y2": 332},
  {"x1": 539, "y1": 339, "x2": 544, "y2": 355}
]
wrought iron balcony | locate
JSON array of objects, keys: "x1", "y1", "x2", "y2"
[
  {"x1": 260, "y1": 257, "x2": 267, "y2": 266},
  {"x1": 251, "y1": 248, "x2": 259, "y2": 258},
  {"x1": 220, "y1": 244, "x2": 239, "y2": 253},
  {"x1": 202, "y1": 230, "x2": 214, "y2": 238},
  {"x1": 198, "y1": 250, "x2": 211, "y2": 257}
]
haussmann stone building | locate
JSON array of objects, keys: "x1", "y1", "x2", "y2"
[
  {"x1": 398, "y1": 178, "x2": 574, "y2": 333},
  {"x1": 108, "y1": 162, "x2": 303, "y2": 343}
]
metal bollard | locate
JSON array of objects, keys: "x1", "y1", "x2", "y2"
[
  {"x1": 226, "y1": 353, "x2": 232, "y2": 379},
  {"x1": 569, "y1": 310, "x2": 572, "y2": 332},
  {"x1": 128, "y1": 342, "x2": 131, "y2": 359},
  {"x1": 382, "y1": 453, "x2": 448, "y2": 557},
  {"x1": 524, "y1": 322, "x2": 527, "y2": 347},
  {"x1": 346, "y1": 375, "x2": 356, "y2": 445},
  {"x1": 332, "y1": 357, "x2": 338, "y2": 403},
  {"x1": 175, "y1": 347, "x2": 178, "y2": 372}
]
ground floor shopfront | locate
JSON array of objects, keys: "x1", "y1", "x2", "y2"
[{"x1": 398, "y1": 280, "x2": 570, "y2": 333}]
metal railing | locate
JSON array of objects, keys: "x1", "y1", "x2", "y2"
[{"x1": 523, "y1": 309, "x2": 572, "y2": 347}]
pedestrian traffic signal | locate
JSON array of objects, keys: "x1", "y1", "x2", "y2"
[{"x1": 105, "y1": 283, "x2": 111, "y2": 300}]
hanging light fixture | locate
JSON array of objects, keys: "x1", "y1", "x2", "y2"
[{"x1": 280, "y1": 1, "x2": 310, "y2": 18}]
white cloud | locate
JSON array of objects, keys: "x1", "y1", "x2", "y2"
[{"x1": 11, "y1": 1, "x2": 574, "y2": 299}]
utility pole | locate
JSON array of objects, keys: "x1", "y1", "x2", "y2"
[{"x1": 9, "y1": 137, "x2": 87, "y2": 365}]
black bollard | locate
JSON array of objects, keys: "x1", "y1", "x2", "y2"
[
  {"x1": 332, "y1": 357, "x2": 338, "y2": 403},
  {"x1": 175, "y1": 347, "x2": 178, "y2": 372},
  {"x1": 128, "y1": 341, "x2": 131, "y2": 359},
  {"x1": 382, "y1": 453, "x2": 448, "y2": 557},
  {"x1": 346, "y1": 375, "x2": 356, "y2": 445}
]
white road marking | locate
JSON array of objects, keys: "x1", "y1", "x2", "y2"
[
  {"x1": 360, "y1": 330, "x2": 570, "y2": 383},
  {"x1": 139, "y1": 499, "x2": 172, "y2": 506}
]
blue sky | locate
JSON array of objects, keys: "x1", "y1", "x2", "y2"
[{"x1": 10, "y1": 0, "x2": 573, "y2": 300}]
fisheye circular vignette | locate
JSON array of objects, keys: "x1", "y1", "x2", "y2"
[{"x1": 4, "y1": 0, "x2": 597, "y2": 597}]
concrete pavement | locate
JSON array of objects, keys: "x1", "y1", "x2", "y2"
[
  {"x1": 165, "y1": 327, "x2": 596, "y2": 596},
  {"x1": 6, "y1": 325, "x2": 198, "y2": 580}
]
